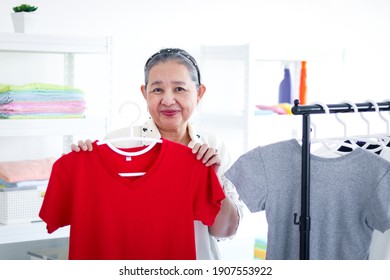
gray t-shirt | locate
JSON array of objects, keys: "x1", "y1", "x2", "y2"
[{"x1": 225, "y1": 139, "x2": 390, "y2": 260}]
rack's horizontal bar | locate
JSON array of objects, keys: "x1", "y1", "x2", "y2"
[{"x1": 292, "y1": 100, "x2": 390, "y2": 115}]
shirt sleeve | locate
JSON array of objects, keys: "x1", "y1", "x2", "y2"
[
  {"x1": 190, "y1": 130, "x2": 245, "y2": 237},
  {"x1": 224, "y1": 146, "x2": 268, "y2": 213},
  {"x1": 39, "y1": 155, "x2": 73, "y2": 234},
  {"x1": 367, "y1": 168, "x2": 390, "y2": 233},
  {"x1": 191, "y1": 163, "x2": 225, "y2": 226}
]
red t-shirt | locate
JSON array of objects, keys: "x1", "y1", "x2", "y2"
[{"x1": 39, "y1": 139, "x2": 225, "y2": 260}]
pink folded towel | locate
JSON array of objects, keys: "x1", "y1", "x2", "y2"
[{"x1": 0, "y1": 157, "x2": 57, "y2": 183}]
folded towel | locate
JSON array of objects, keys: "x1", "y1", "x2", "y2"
[
  {"x1": 0, "y1": 101, "x2": 86, "y2": 114},
  {"x1": 0, "y1": 177, "x2": 16, "y2": 188},
  {"x1": 0, "y1": 158, "x2": 57, "y2": 183},
  {"x1": 0, "y1": 83, "x2": 83, "y2": 93},
  {"x1": 15, "y1": 179, "x2": 48, "y2": 188},
  {"x1": 0, "y1": 92, "x2": 85, "y2": 102},
  {"x1": 0, "y1": 113, "x2": 85, "y2": 119},
  {"x1": 0, "y1": 178, "x2": 47, "y2": 188},
  {"x1": 0, "y1": 83, "x2": 87, "y2": 119}
]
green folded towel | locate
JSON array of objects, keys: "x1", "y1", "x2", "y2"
[{"x1": 0, "y1": 83, "x2": 83, "y2": 93}]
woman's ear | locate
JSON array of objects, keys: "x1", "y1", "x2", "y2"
[
  {"x1": 197, "y1": 84, "x2": 206, "y2": 103},
  {"x1": 141, "y1": 85, "x2": 147, "y2": 100}
]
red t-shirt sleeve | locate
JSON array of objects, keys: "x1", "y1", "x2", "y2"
[
  {"x1": 191, "y1": 162, "x2": 225, "y2": 226},
  {"x1": 39, "y1": 155, "x2": 73, "y2": 233}
]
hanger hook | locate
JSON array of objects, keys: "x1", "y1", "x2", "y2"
[
  {"x1": 339, "y1": 100, "x2": 358, "y2": 137},
  {"x1": 341, "y1": 100, "x2": 369, "y2": 135},
  {"x1": 341, "y1": 100, "x2": 358, "y2": 113},
  {"x1": 381, "y1": 99, "x2": 390, "y2": 134},
  {"x1": 366, "y1": 99, "x2": 389, "y2": 134},
  {"x1": 119, "y1": 101, "x2": 142, "y2": 136},
  {"x1": 361, "y1": 100, "x2": 380, "y2": 135},
  {"x1": 310, "y1": 102, "x2": 330, "y2": 139},
  {"x1": 312, "y1": 101, "x2": 330, "y2": 114},
  {"x1": 365, "y1": 99, "x2": 379, "y2": 112}
]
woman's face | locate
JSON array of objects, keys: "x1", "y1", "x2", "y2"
[{"x1": 141, "y1": 60, "x2": 205, "y2": 133}]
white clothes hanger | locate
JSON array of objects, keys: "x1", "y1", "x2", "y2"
[
  {"x1": 382, "y1": 99, "x2": 390, "y2": 147},
  {"x1": 307, "y1": 102, "x2": 352, "y2": 157},
  {"x1": 310, "y1": 101, "x2": 366, "y2": 156},
  {"x1": 367, "y1": 99, "x2": 390, "y2": 135},
  {"x1": 338, "y1": 100, "x2": 359, "y2": 137},
  {"x1": 363, "y1": 99, "x2": 390, "y2": 149},
  {"x1": 309, "y1": 101, "x2": 357, "y2": 140},
  {"x1": 97, "y1": 100, "x2": 163, "y2": 177},
  {"x1": 98, "y1": 138, "x2": 163, "y2": 177},
  {"x1": 379, "y1": 102, "x2": 390, "y2": 135},
  {"x1": 339, "y1": 100, "x2": 386, "y2": 152},
  {"x1": 97, "y1": 137, "x2": 163, "y2": 177},
  {"x1": 334, "y1": 100, "x2": 387, "y2": 154},
  {"x1": 97, "y1": 137, "x2": 162, "y2": 156},
  {"x1": 119, "y1": 100, "x2": 142, "y2": 137},
  {"x1": 309, "y1": 101, "x2": 330, "y2": 140}
]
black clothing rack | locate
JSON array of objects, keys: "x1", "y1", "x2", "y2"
[{"x1": 291, "y1": 99, "x2": 390, "y2": 260}]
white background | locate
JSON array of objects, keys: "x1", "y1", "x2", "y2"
[
  {"x1": 1, "y1": 0, "x2": 390, "y2": 260},
  {"x1": 2, "y1": 0, "x2": 390, "y2": 130}
]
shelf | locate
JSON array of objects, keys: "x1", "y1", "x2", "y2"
[
  {"x1": 201, "y1": 44, "x2": 345, "y2": 62},
  {"x1": 0, "y1": 222, "x2": 69, "y2": 245},
  {"x1": 0, "y1": 32, "x2": 109, "y2": 54},
  {"x1": 251, "y1": 47, "x2": 345, "y2": 61},
  {"x1": 0, "y1": 117, "x2": 108, "y2": 137}
]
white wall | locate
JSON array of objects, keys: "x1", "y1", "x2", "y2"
[
  {"x1": 2, "y1": 0, "x2": 390, "y2": 130},
  {"x1": 1, "y1": 0, "x2": 390, "y2": 260}
]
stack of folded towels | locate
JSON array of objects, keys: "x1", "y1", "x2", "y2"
[
  {"x1": 0, "y1": 83, "x2": 86, "y2": 119},
  {"x1": 0, "y1": 158, "x2": 56, "y2": 190}
]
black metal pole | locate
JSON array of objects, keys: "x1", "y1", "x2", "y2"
[
  {"x1": 300, "y1": 114, "x2": 311, "y2": 260},
  {"x1": 291, "y1": 101, "x2": 390, "y2": 115}
]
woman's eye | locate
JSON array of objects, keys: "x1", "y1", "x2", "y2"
[
  {"x1": 152, "y1": 88, "x2": 162, "y2": 93},
  {"x1": 176, "y1": 87, "x2": 186, "y2": 92}
]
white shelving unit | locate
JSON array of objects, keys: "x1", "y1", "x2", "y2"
[
  {"x1": 0, "y1": 32, "x2": 109, "y2": 53},
  {"x1": 1, "y1": 118, "x2": 108, "y2": 152},
  {"x1": 0, "y1": 32, "x2": 112, "y2": 152},
  {"x1": 0, "y1": 33, "x2": 111, "y2": 256},
  {"x1": 198, "y1": 44, "x2": 345, "y2": 157},
  {"x1": 0, "y1": 223, "x2": 69, "y2": 245}
]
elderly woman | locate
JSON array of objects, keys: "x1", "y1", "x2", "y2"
[{"x1": 72, "y1": 48, "x2": 243, "y2": 259}]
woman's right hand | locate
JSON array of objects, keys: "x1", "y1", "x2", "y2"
[{"x1": 71, "y1": 139, "x2": 94, "y2": 152}]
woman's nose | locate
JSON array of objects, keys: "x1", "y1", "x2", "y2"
[{"x1": 161, "y1": 92, "x2": 176, "y2": 105}]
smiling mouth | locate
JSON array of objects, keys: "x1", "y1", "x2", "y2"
[{"x1": 161, "y1": 110, "x2": 179, "y2": 116}]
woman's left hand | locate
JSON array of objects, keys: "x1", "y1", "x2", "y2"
[{"x1": 192, "y1": 143, "x2": 221, "y2": 173}]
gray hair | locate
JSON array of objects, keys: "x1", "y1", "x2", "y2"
[{"x1": 144, "y1": 48, "x2": 201, "y2": 90}]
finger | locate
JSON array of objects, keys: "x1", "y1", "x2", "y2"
[
  {"x1": 71, "y1": 143, "x2": 80, "y2": 152},
  {"x1": 191, "y1": 143, "x2": 201, "y2": 154},
  {"x1": 202, "y1": 147, "x2": 217, "y2": 163},
  {"x1": 78, "y1": 140, "x2": 88, "y2": 151},
  {"x1": 85, "y1": 139, "x2": 93, "y2": 151},
  {"x1": 196, "y1": 144, "x2": 211, "y2": 160},
  {"x1": 205, "y1": 153, "x2": 221, "y2": 167},
  {"x1": 212, "y1": 159, "x2": 221, "y2": 173}
]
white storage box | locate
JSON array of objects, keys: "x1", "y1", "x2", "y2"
[
  {"x1": 28, "y1": 245, "x2": 69, "y2": 260},
  {"x1": 0, "y1": 185, "x2": 46, "y2": 224}
]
